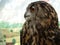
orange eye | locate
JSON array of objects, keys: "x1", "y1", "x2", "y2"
[{"x1": 30, "y1": 6, "x2": 35, "y2": 12}]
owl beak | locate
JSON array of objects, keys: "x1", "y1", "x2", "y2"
[
  {"x1": 24, "y1": 14, "x2": 30, "y2": 18},
  {"x1": 24, "y1": 11, "x2": 31, "y2": 18},
  {"x1": 24, "y1": 14, "x2": 26, "y2": 18}
]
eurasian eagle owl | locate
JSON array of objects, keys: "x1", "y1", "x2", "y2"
[{"x1": 20, "y1": 1, "x2": 60, "y2": 45}]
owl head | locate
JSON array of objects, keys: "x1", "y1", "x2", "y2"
[{"x1": 24, "y1": 1, "x2": 58, "y2": 29}]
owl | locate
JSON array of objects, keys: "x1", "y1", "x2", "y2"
[{"x1": 20, "y1": 1, "x2": 60, "y2": 45}]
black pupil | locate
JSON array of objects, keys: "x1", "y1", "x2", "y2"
[{"x1": 30, "y1": 6, "x2": 35, "y2": 11}]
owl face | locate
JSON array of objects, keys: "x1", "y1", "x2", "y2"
[
  {"x1": 24, "y1": 2, "x2": 38, "y2": 20},
  {"x1": 24, "y1": 1, "x2": 50, "y2": 20}
]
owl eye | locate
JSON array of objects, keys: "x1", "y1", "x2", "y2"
[{"x1": 30, "y1": 6, "x2": 35, "y2": 12}]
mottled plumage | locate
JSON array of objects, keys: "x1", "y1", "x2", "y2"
[{"x1": 20, "y1": 1, "x2": 60, "y2": 45}]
